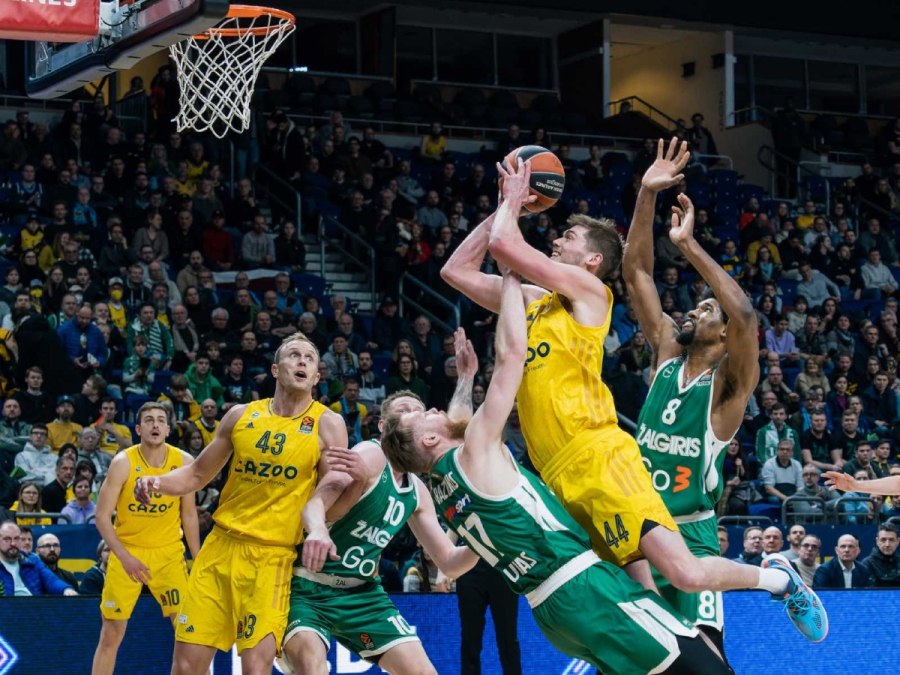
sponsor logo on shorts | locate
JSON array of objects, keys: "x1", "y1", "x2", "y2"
[
  {"x1": 237, "y1": 620, "x2": 244, "y2": 639},
  {"x1": 115, "y1": 608, "x2": 122, "y2": 614},
  {"x1": 104, "y1": 601, "x2": 115, "y2": 607},
  {"x1": 360, "y1": 633, "x2": 375, "y2": 651},
  {"x1": 185, "y1": 626, "x2": 195, "y2": 633},
  {"x1": 246, "y1": 422, "x2": 255, "y2": 429},
  {"x1": 251, "y1": 412, "x2": 260, "y2": 418},
  {"x1": 299, "y1": 416, "x2": 315, "y2": 435},
  {"x1": 178, "y1": 614, "x2": 188, "y2": 624}
]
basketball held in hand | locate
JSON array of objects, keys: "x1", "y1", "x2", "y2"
[{"x1": 499, "y1": 145, "x2": 565, "y2": 214}]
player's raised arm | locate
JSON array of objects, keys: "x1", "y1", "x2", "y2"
[
  {"x1": 462, "y1": 265, "x2": 527, "y2": 460},
  {"x1": 135, "y1": 404, "x2": 244, "y2": 502},
  {"x1": 441, "y1": 211, "x2": 505, "y2": 313},
  {"x1": 447, "y1": 328, "x2": 477, "y2": 421},
  {"x1": 824, "y1": 471, "x2": 900, "y2": 496},
  {"x1": 96, "y1": 453, "x2": 151, "y2": 584},
  {"x1": 178, "y1": 452, "x2": 201, "y2": 560},
  {"x1": 670, "y1": 194, "x2": 759, "y2": 398},
  {"x1": 624, "y1": 138, "x2": 689, "y2": 360},
  {"x1": 488, "y1": 159, "x2": 602, "y2": 305},
  {"x1": 406, "y1": 476, "x2": 479, "y2": 579}
]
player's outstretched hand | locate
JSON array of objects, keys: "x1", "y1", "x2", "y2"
[
  {"x1": 134, "y1": 476, "x2": 160, "y2": 505},
  {"x1": 121, "y1": 551, "x2": 152, "y2": 584},
  {"x1": 325, "y1": 447, "x2": 371, "y2": 483},
  {"x1": 669, "y1": 194, "x2": 696, "y2": 247},
  {"x1": 454, "y1": 328, "x2": 478, "y2": 380},
  {"x1": 642, "y1": 138, "x2": 690, "y2": 193},
  {"x1": 823, "y1": 471, "x2": 857, "y2": 493},
  {"x1": 303, "y1": 528, "x2": 339, "y2": 572},
  {"x1": 434, "y1": 571, "x2": 454, "y2": 593},
  {"x1": 496, "y1": 157, "x2": 537, "y2": 207}
]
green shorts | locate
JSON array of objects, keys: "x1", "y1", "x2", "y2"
[
  {"x1": 284, "y1": 573, "x2": 420, "y2": 659},
  {"x1": 534, "y1": 562, "x2": 698, "y2": 675},
  {"x1": 652, "y1": 515, "x2": 724, "y2": 631}
]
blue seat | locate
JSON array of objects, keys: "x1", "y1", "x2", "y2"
[
  {"x1": 714, "y1": 200, "x2": 739, "y2": 221},
  {"x1": 714, "y1": 184, "x2": 737, "y2": 202},
  {"x1": 737, "y1": 184, "x2": 765, "y2": 203},
  {"x1": 763, "y1": 199, "x2": 787, "y2": 218},
  {"x1": 891, "y1": 267, "x2": 900, "y2": 285},
  {"x1": 803, "y1": 176, "x2": 828, "y2": 203},
  {"x1": 748, "y1": 503, "x2": 781, "y2": 521},
  {"x1": 709, "y1": 170, "x2": 738, "y2": 189},
  {"x1": 318, "y1": 202, "x2": 341, "y2": 221},
  {"x1": 125, "y1": 394, "x2": 155, "y2": 420},
  {"x1": 151, "y1": 370, "x2": 176, "y2": 395},
  {"x1": 372, "y1": 354, "x2": 392, "y2": 382},
  {"x1": 602, "y1": 205, "x2": 627, "y2": 226},
  {"x1": 292, "y1": 273, "x2": 326, "y2": 299},
  {"x1": 391, "y1": 147, "x2": 412, "y2": 163},
  {"x1": 217, "y1": 289, "x2": 235, "y2": 306},
  {"x1": 780, "y1": 279, "x2": 799, "y2": 303},
  {"x1": 782, "y1": 368, "x2": 801, "y2": 390},
  {"x1": 688, "y1": 184, "x2": 712, "y2": 209}
]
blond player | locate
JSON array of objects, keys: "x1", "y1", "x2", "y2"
[
  {"x1": 91, "y1": 402, "x2": 201, "y2": 675},
  {"x1": 134, "y1": 333, "x2": 349, "y2": 675}
]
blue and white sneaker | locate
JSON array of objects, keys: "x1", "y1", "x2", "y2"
[{"x1": 762, "y1": 553, "x2": 828, "y2": 642}]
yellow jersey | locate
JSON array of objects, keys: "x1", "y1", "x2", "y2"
[
  {"x1": 114, "y1": 444, "x2": 185, "y2": 548},
  {"x1": 47, "y1": 420, "x2": 83, "y2": 453},
  {"x1": 196, "y1": 419, "x2": 219, "y2": 448},
  {"x1": 214, "y1": 398, "x2": 325, "y2": 547},
  {"x1": 517, "y1": 288, "x2": 618, "y2": 473},
  {"x1": 95, "y1": 422, "x2": 133, "y2": 455}
]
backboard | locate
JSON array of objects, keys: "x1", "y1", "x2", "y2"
[{"x1": 26, "y1": 0, "x2": 228, "y2": 99}]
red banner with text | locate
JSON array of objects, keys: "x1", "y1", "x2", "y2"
[{"x1": 0, "y1": 0, "x2": 100, "y2": 42}]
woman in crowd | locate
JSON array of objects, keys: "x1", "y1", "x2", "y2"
[
  {"x1": 795, "y1": 359, "x2": 830, "y2": 397},
  {"x1": 11, "y1": 482, "x2": 52, "y2": 525},
  {"x1": 274, "y1": 220, "x2": 306, "y2": 273}
]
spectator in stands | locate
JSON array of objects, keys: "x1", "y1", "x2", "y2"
[
  {"x1": 355, "y1": 350, "x2": 385, "y2": 411},
  {"x1": 872, "y1": 439, "x2": 894, "y2": 478},
  {"x1": 77, "y1": 427, "x2": 110, "y2": 480},
  {"x1": 386, "y1": 353, "x2": 429, "y2": 405},
  {"x1": 59, "y1": 475, "x2": 95, "y2": 525},
  {"x1": 860, "y1": 371, "x2": 897, "y2": 435},
  {"x1": 185, "y1": 353, "x2": 224, "y2": 407},
  {"x1": 783, "y1": 525, "x2": 806, "y2": 561},
  {"x1": 15, "y1": 526, "x2": 33, "y2": 556},
  {"x1": 796, "y1": 262, "x2": 840, "y2": 311},
  {"x1": 0, "y1": 399, "x2": 30, "y2": 440},
  {"x1": 860, "y1": 218, "x2": 900, "y2": 266},
  {"x1": 757, "y1": 367, "x2": 799, "y2": 411},
  {"x1": 734, "y1": 526, "x2": 764, "y2": 565},
  {"x1": 10, "y1": 482, "x2": 51, "y2": 525},
  {"x1": 57, "y1": 304, "x2": 106, "y2": 382},
  {"x1": 273, "y1": 220, "x2": 304, "y2": 274},
  {"x1": 761, "y1": 526, "x2": 784, "y2": 557},
  {"x1": 761, "y1": 438, "x2": 804, "y2": 504},
  {"x1": 794, "y1": 360, "x2": 829, "y2": 400},
  {"x1": 46, "y1": 395, "x2": 83, "y2": 453},
  {"x1": 93, "y1": 398, "x2": 131, "y2": 456},
  {"x1": 158, "y1": 374, "x2": 201, "y2": 439},
  {"x1": 814, "y1": 534, "x2": 870, "y2": 589},
  {"x1": 861, "y1": 248, "x2": 899, "y2": 299},
  {"x1": 756, "y1": 402, "x2": 800, "y2": 464},
  {"x1": 417, "y1": 191, "x2": 448, "y2": 232},
  {"x1": 654, "y1": 267, "x2": 692, "y2": 313},
  {"x1": 717, "y1": 527, "x2": 729, "y2": 557},
  {"x1": 41, "y1": 454, "x2": 75, "y2": 514},
  {"x1": 14, "y1": 425, "x2": 54, "y2": 487},
  {"x1": 862, "y1": 523, "x2": 900, "y2": 587},
  {"x1": 122, "y1": 334, "x2": 155, "y2": 396},
  {"x1": 35, "y1": 533, "x2": 78, "y2": 591},
  {"x1": 765, "y1": 316, "x2": 800, "y2": 366},
  {"x1": 329, "y1": 378, "x2": 369, "y2": 446},
  {"x1": 79, "y1": 540, "x2": 109, "y2": 595},
  {"x1": 241, "y1": 214, "x2": 276, "y2": 268},
  {"x1": 126, "y1": 303, "x2": 174, "y2": 369},
  {"x1": 322, "y1": 334, "x2": 359, "y2": 381},
  {"x1": 0, "y1": 522, "x2": 77, "y2": 596},
  {"x1": 792, "y1": 535, "x2": 821, "y2": 586},
  {"x1": 792, "y1": 465, "x2": 838, "y2": 520},
  {"x1": 420, "y1": 122, "x2": 446, "y2": 163},
  {"x1": 842, "y1": 439, "x2": 876, "y2": 479},
  {"x1": 193, "y1": 398, "x2": 219, "y2": 449},
  {"x1": 801, "y1": 411, "x2": 839, "y2": 472}
]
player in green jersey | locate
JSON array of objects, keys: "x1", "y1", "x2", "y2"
[
  {"x1": 624, "y1": 139, "x2": 829, "y2": 654},
  {"x1": 278, "y1": 332, "x2": 481, "y2": 675},
  {"x1": 381, "y1": 265, "x2": 734, "y2": 675}
]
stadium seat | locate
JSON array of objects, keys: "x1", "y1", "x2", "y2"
[
  {"x1": 347, "y1": 96, "x2": 375, "y2": 118},
  {"x1": 688, "y1": 183, "x2": 712, "y2": 209},
  {"x1": 292, "y1": 273, "x2": 326, "y2": 299},
  {"x1": 284, "y1": 74, "x2": 316, "y2": 95},
  {"x1": 312, "y1": 93, "x2": 338, "y2": 115},
  {"x1": 531, "y1": 93, "x2": 560, "y2": 114},
  {"x1": 803, "y1": 176, "x2": 829, "y2": 203},
  {"x1": 737, "y1": 184, "x2": 765, "y2": 204},
  {"x1": 779, "y1": 279, "x2": 799, "y2": 303},
  {"x1": 491, "y1": 90, "x2": 518, "y2": 109},
  {"x1": 151, "y1": 370, "x2": 176, "y2": 396},
  {"x1": 394, "y1": 99, "x2": 424, "y2": 123},
  {"x1": 372, "y1": 354, "x2": 392, "y2": 382},
  {"x1": 708, "y1": 170, "x2": 738, "y2": 190},
  {"x1": 366, "y1": 81, "x2": 396, "y2": 103},
  {"x1": 782, "y1": 368, "x2": 801, "y2": 390},
  {"x1": 454, "y1": 88, "x2": 486, "y2": 108},
  {"x1": 486, "y1": 106, "x2": 518, "y2": 126},
  {"x1": 321, "y1": 77, "x2": 351, "y2": 97},
  {"x1": 374, "y1": 99, "x2": 395, "y2": 121},
  {"x1": 518, "y1": 108, "x2": 542, "y2": 130},
  {"x1": 748, "y1": 503, "x2": 781, "y2": 521}
]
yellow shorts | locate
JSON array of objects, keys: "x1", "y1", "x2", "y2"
[
  {"x1": 101, "y1": 540, "x2": 188, "y2": 620},
  {"x1": 541, "y1": 426, "x2": 677, "y2": 566},
  {"x1": 175, "y1": 527, "x2": 296, "y2": 654}
]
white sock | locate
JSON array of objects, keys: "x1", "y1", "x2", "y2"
[{"x1": 755, "y1": 567, "x2": 791, "y2": 594}]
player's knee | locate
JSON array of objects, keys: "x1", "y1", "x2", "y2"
[
  {"x1": 283, "y1": 637, "x2": 326, "y2": 675},
  {"x1": 99, "y1": 620, "x2": 127, "y2": 648}
]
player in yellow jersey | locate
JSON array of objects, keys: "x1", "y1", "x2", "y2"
[
  {"x1": 134, "y1": 333, "x2": 349, "y2": 675},
  {"x1": 440, "y1": 154, "x2": 814, "y2": 610},
  {"x1": 91, "y1": 402, "x2": 201, "y2": 675}
]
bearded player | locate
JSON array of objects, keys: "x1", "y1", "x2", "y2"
[
  {"x1": 134, "y1": 333, "x2": 350, "y2": 675},
  {"x1": 441, "y1": 149, "x2": 826, "y2": 643},
  {"x1": 626, "y1": 139, "x2": 829, "y2": 659},
  {"x1": 277, "y1": 330, "x2": 481, "y2": 675}
]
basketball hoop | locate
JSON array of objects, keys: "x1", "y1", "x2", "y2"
[{"x1": 169, "y1": 5, "x2": 294, "y2": 138}]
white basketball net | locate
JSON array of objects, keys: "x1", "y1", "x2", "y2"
[{"x1": 169, "y1": 8, "x2": 294, "y2": 139}]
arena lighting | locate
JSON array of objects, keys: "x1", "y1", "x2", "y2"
[{"x1": 289, "y1": 66, "x2": 308, "y2": 72}]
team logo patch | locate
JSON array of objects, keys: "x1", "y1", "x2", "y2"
[
  {"x1": 251, "y1": 412, "x2": 260, "y2": 418},
  {"x1": 135, "y1": 466, "x2": 141, "y2": 472},
  {"x1": 299, "y1": 416, "x2": 315, "y2": 435},
  {"x1": 185, "y1": 626, "x2": 195, "y2": 633},
  {"x1": 360, "y1": 633, "x2": 375, "y2": 651},
  {"x1": 177, "y1": 614, "x2": 188, "y2": 624},
  {"x1": 104, "y1": 600, "x2": 115, "y2": 607},
  {"x1": 237, "y1": 620, "x2": 244, "y2": 639},
  {"x1": 662, "y1": 364, "x2": 677, "y2": 378}
]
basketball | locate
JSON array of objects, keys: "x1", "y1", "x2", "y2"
[{"x1": 499, "y1": 145, "x2": 565, "y2": 214}]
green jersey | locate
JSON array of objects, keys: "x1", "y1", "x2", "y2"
[
  {"x1": 636, "y1": 358, "x2": 731, "y2": 518},
  {"x1": 308, "y1": 450, "x2": 420, "y2": 581},
  {"x1": 429, "y1": 447, "x2": 594, "y2": 597}
]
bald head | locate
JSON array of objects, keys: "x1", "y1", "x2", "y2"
[{"x1": 762, "y1": 526, "x2": 784, "y2": 555}]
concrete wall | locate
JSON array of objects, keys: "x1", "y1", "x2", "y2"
[
  {"x1": 610, "y1": 31, "x2": 725, "y2": 131},
  {"x1": 716, "y1": 121, "x2": 773, "y2": 190}
]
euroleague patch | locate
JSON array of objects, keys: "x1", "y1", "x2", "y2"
[
  {"x1": 299, "y1": 416, "x2": 315, "y2": 435},
  {"x1": 360, "y1": 633, "x2": 375, "y2": 651}
]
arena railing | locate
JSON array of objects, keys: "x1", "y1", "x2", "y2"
[
  {"x1": 318, "y1": 214, "x2": 376, "y2": 314},
  {"x1": 607, "y1": 96, "x2": 679, "y2": 131},
  {"x1": 833, "y1": 496, "x2": 878, "y2": 524},
  {"x1": 398, "y1": 273, "x2": 460, "y2": 335},
  {"x1": 757, "y1": 144, "x2": 831, "y2": 208},
  {"x1": 253, "y1": 162, "x2": 302, "y2": 235},
  {"x1": 14, "y1": 512, "x2": 72, "y2": 524},
  {"x1": 718, "y1": 515, "x2": 775, "y2": 527},
  {"x1": 693, "y1": 153, "x2": 734, "y2": 170},
  {"x1": 279, "y1": 112, "x2": 647, "y2": 150},
  {"x1": 0, "y1": 92, "x2": 93, "y2": 113},
  {"x1": 781, "y1": 495, "x2": 828, "y2": 525},
  {"x1": 730, "y1": 106, "x2": 775, "y2": 128}
]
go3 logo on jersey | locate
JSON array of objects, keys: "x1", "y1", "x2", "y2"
[{"x1": 641, "y1": 456, "x2": 692, "y2": 493}]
